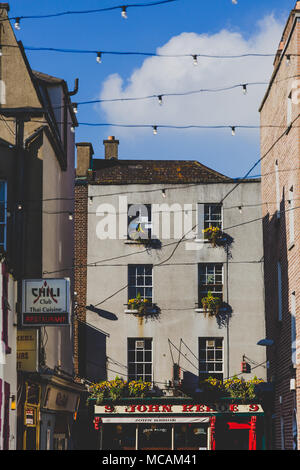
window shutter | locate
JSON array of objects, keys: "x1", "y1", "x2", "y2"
[{"x1": 198, "y1": 204, "x2": 204, "y2": 238}]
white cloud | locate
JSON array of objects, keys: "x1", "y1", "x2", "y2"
[{"x1": 98, "y1": 15, "x2": 283, "y2": 143}]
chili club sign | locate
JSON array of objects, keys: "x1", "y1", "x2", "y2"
[{"x1": 22, "y1": 279, "x2": 70, "y2": 326}]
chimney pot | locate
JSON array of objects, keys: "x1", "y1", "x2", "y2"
[{"x1": 103, "y1": 136, "x2": 119, "y2": 160}]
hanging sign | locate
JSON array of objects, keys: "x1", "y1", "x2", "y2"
[
  {"x1": 17, "y1": 329, "x2": 38, "y2": 371},
  {"x1": 22, "y1": 279, "x2": 70, "y2": 326}
]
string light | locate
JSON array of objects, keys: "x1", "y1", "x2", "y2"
[
  {"x1": 0, "y1": 46, "x2": 2, "y2": 57},
  {"x1": 162, "y1": 189, "x2": 166, "y2": 198},
  {"x1": 89, "y1": 196, "x2": 93, "y2": 205},
  {"x1": 242, "y1": 84, "x2": 247, "y2": 95},
  {"x1": 14, "y1": 18, "x2": 21, "y2": 30},
  {"x1": 192, "y1": 55, "x2": 198, "y2": 66},
  {"x1": 121, "y1": 6, "x2": 127, "y2": 19},
  {"x1": 158, "y1": 95, "x2": 163, "y2": 105},
  {"x1": 96, "y1": 52, "x2": 102, "y2": 63},
  {"x1": 70, "y1": 126, "x2": 75, "y2": 133},
  {"x1": 153, "y1": 125, "x2": 158, "y2": 135},
  {"x1": 231, "y1": 126, "x2": 236, "y2": 136},
  {"x1": 286, "y1": 54, "x2": 291, "y2": 65},
  {"x1": 232, "y1": 0, "x2": 238, "y2": 4},
  {"x1": 72, "y1": 103, "x2": 78, "y2": 114},
  {"x1": 68, "y1": 213, "x2": 73, "y2": 221}
]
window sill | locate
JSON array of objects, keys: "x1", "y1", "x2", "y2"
[{"x1": 195, "y1": 308, "x2": 226, "y2": 313}]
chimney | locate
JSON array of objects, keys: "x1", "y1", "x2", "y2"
[
  {"x1": 76, "y1": 142, "x2": 94, "y2": 177},
  {"x1": 103, "y1": 136, "x2": 119, "y2": 160}
]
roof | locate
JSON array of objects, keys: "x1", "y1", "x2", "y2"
[
  {"x1": 90, "y1": 159, "x2": 232, "y2": 185},
  {"x1": 32, "y1": 70, "x2": 65, "y2": 85}
]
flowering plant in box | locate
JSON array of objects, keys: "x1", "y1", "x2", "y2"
[
  {"x1": 202, "y1": 226, "x2": 222, "y2": 247},
  {"x1": 128, "y1": 379, "x2": 152, "y2": 398},
  {"x1": 88, "y1": 376, "x2": 152, "y2": 404},
  {"x1": 201, "y1": 291, "x2": 222, "y2": 316},
  {"x1": 128, "y1": 292, "x2": 150, "y2": 315}
]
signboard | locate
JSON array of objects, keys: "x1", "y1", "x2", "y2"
[
  {"x1": 99, "y1": 417, "x2": 210, "y2": 424},
  {"x1": 24, "y1": 405, "x2": 38, "y2": 427},
  {"x1": 17, "y1": 329, "x2": 38, "y2": 372},
  {"x1": 22, "y1": 278, "x2": 70, "y2": 326},
  {"x1": 44, "y1": 386, "x2": 80, "y2": 413},
  {"x1": 95, "y1": 403, "x2": 264, "y2": 416}
]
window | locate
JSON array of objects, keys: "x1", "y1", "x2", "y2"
[
  {"x1": 128, "y1": 204, "x2": 152, "y2": 240},
  {"x1": 287, "y1": 91, "x2": 292, "y2": 127},
  {"x1": 128, "y1": 265, "x2": 153, "y2": 301},
  {"x1": 289, "y1": 186, "x2": 295, "y2": 244},
  {"x1": 204, "y1": 204, "x2": 222, "y2": 230},
  {"x1": 0, "y1": 181, "x2": 7, "y2": 250},
  {"x1": 275, "y1": 161, "x2": 280, "y2": 219},
  {"x1": 277, "y1": 262, "x2": 282, "y2": 322},
  {"x1": 128, "y1": 338, "x2": 152, "y2": 382},
  {"x1": 291, "y1": 292, "x2": 296, "y2": 365},
  {"x1": 198, "y1": 264, "x2": 223, "y2": 305},
  {"x1": 199, "y1": 338, "x2": 223, "y2": 380},
  {"x1": 198, "y1": 203, "x2": 222, "y2": 238}
]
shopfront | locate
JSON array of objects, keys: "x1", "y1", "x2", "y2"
[{"x1": 93, "y1": 399, "x2": 265, "y2": 451}]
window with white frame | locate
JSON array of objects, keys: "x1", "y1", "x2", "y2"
[
  {"x1": 275, "y1": 160, "x2": 280, "y2": 218},
  {"x1": 198, "y1": 264, "x2": 223, "y2": 305},
  {"x1": 204, "y1": 204, "x2": 222, "y2": 230},
  {"x1": 291, "y1": 291, "x2": 296, "y2": 365},
  {"x1": 198, "y1": 203, "x2": 222, "y2": 238},
  {"x1": 287, "y1": 91, "x2": 292, "y2": 127},
  {"x1": 128, "y1": 204, "x2": 152, "y2": 240},
  {"x1": 128, "y1": 265, "x2": 153, "y2": 301},
  {"x1": 289, "y1": 186, "x2": 295, "y2": 244},
  {"x1": 0, "y1": 181, "x2": 7, "y2": 250},
  {"x1": 128, "y1": 338, "x2": 152, "y2": 382},
  {"x1": 277, "y1": 261, "x2": 282, "y2": 322},
  {"x1": 199, "y1": 337, "x2": 223, "y2": 381}
]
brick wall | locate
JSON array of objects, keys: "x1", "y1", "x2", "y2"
[
  {"x1": 260, "y1": 12, "x2": 300, "y2": 450},
  {"x1": 74, "y1": 182, "x2": 88, "y2": 377}
]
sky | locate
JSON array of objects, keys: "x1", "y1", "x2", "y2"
[{"x1": 8, "y1": 0, "x2": 296, "y2": 177}]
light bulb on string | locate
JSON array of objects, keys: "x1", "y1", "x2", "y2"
[
  {"x1": 68, "y1": 213, "x2": 74, "y2": 221},
  {"x1": 232, "y1": 0, "x2": 238, "y2": 4},
  {"x1": 153, "y1": 125, "x2": 158, "y2": 135},
  {"x1": 14, "y1": 18, "x2": 21, "y2": 30},
  {"x1": 231, "y1": 126, "x2": 236, "y2": 136},
  {"x1": 242, "y1": 84, "x2": 247, "y2": 95},
  {"x1": 96, "y1": 52, "x2": 102, "y2": 63},
  {"x1": 89, "y1": 196, "x2": 93, "y2": 205},
  {"x1": 192, "y1": 55, "x2": 198, "y2": 66},
  {"x1": 286, "y1": 54, "x2": 291, "y2": 65},
  {"x1": 121, "y1": 7, "x2": 127, "y2": 19},
  {"x1": 158, "y1": 95, "x2": 163, "y2": 106},
  {"x1": 71, "y1": 126, "x2": 75, "y2": 133},
  {"x1": 73, "y1": 103, "x2": 78, "y2": 114}
]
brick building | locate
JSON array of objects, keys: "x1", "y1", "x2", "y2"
[{"x1": 259, "y1": 1, "x2": 300, "y2": 450}]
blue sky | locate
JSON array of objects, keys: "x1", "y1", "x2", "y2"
[{"x1": 9, "y1": 0, "x2": 295, "y2": 177}]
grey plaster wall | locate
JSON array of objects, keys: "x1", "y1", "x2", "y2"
[{"x1": 86, "y1": 180, "x2": 266, "y2": 387}]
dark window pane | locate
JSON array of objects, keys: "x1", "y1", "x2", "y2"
[
  {"x1": 145, "y1": 351, "x2": 151, "y2": 362},
  {"x1": 145, "y1": 364, "x2": 152, "y2": 374},
  {"x1": 137, "y1": 364, "x2": 143, "y2": 374},
  {"x1": 128, "y1": 364, "x2": 135, "y2": 375},
  {"x1": 144, "y1": 339, "x2": 152, "y2": 349},
  {"x1": 136, "y1": 351, "x2": 143, "y2": 362},
  {"x1": 128, "y1": 339, "x2": 135, "y2": 349},
  {"x1": 128, "y1": 351, "x2": 135, "y2": 362}
]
